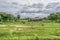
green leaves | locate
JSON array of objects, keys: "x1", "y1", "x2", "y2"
[
  {"x1": 0, "y1": 12, "x2": 15, "y2": 22},
  {"x1": 48, "y1": 12, "x2": 60, "y2": 21}
]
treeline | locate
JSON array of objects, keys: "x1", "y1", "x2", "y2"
[
  {"x1": 47, "y1": 12, "x2": 60, "y2": 22},
  {"x1": 0, "y1": 12, "x2": 20, "y2": 22},
  {"x1": 0, "y1": 12, "x2": 60, "y2": 23},
  {"x1": 27, "y1": 12, "x2": 60, "y2": 23}
]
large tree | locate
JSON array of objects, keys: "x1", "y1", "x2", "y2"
[
  {"x1": 47, "y1": 12, "x2": 60, "y2": 22},
  {"x1": 48, "y1": 13, "x2": 58, "y2": 20}
]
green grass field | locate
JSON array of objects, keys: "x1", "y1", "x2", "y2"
[{"x1": 0, "y1": 21, "x2": 60, "y2": 40}]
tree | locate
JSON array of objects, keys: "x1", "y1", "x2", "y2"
[
  {"x1": 47, "y1": 12, "x2": 60, "y2": 22},
  {"x1": 0, "y1": 12, "x2": 15, "y2": 22},
  {"x1": 17, "y1": 15, "x2": 20, "y2": 20},
  {"x1": 48, "y1": 13, "x2": 58, "y2": 21}
]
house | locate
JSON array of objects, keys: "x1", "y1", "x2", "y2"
[{"x1": 28, "y1": 16, "x2": 43, "y2": 22}]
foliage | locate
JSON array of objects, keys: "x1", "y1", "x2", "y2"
[
  {"x1": 47, "y1": 12, "x2": 60, "y2": 22},
  {"x1": 0, "y1": 12, "x2": 18, "y2": 22},
  {"x1": 48, "y1": 13, "x2": 58, "y2": 20},
  {"x1": 17, "y1": 15, "x2": 20, "y2": 20}
]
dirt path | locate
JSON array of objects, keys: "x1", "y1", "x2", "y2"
[
  {"x1": 0, "y1": 24, "x2": 30, "y2": 27},
  {"x1": 0, "y1": 24, "x2": 30, "y2": 31}
]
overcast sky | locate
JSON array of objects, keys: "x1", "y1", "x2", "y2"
[{"x1": 1, "y1": 0, "x2": 60, "y2": 4}]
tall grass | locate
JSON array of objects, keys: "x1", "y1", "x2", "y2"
[{"x1": 0, "y1": 21, "x2": 60, "y2": 40}]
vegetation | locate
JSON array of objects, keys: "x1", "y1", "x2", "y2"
[
  {"x1": 0, "y1": 12, "x2": 16, "y2": 22},
  {"x1": 0, "y1": 12, "x2": 60, "y2": 40},
  {"x1": 47, "y1": 12, "x2": 60, "y2": 22}
]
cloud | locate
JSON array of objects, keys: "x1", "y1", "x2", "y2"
[{"x1": 1, "y1": 0, "x2": 60, "y2": 4}]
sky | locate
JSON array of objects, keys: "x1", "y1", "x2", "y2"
[
  {"x1": 1, "y1": 0, "x2": 60, "y2": 4},
  {"x1": 0, "y1": 0, "x2": 60, "y2": 18}
]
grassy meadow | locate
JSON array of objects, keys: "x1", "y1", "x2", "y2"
[
  {"x1": 0, "y1": 12, "x2": 60, "y2": 40},
  {"x1": 0, "y1": 21, "x2": 60, "y2": 40}
]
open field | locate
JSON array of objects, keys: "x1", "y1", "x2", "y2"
[{"x1": 0, "y1": 22, "x2": 60, "y2": 40}]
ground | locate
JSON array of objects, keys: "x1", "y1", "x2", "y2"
[{"x1": 0, "y1": 22, "x2": 60, "y2": 40}]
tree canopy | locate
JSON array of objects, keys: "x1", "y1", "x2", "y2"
[
  {"x1": 47, "y1": 12, "x2": 60, "y2": 22},
  {"x1": 0, "y1": 12, "x2": 16, "y2": 22}
]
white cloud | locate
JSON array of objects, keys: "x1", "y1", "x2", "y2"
[{"x1": 1, "y1": 0, "x2": 60, "y2": 4}]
